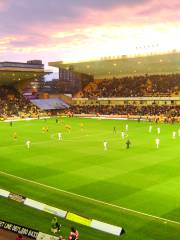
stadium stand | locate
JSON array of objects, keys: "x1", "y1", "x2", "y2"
[
  {"x1": 0, "y1": 59, "x2": 179, "y2": 121},
  {"x1": 64, "y1": 73, "x2": 180, "y2": 121},
  {"x1": 77, "y1": 74, "x2": 180, "y2": 98},
  {"x1": 0, "y1": 86, "x2": 41, "y2": 118},
  {"x1": 70, "y1": 105, "x2": 180, "y2": 117}
]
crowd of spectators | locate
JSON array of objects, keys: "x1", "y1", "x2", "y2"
[
  {"x1": 79, "y1": 74, "x2": 180, "y2": 98},
  {"x1": 0, "y1": 86, "x2": 41, "y2": 118},
  {"x1": 70, "y1": 105, "x2": 180, "y2": 117},
  {"x1": 0, "y1": 75, "x2": 179, "y2": 119}
]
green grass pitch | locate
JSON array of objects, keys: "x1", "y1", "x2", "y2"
[{"x1": 0, "y1": 117, "x2": 180, "y2": 240}]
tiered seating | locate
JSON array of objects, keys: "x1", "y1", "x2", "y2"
[
  {"x1": 71, "y1": 105, "x2": 180, "y2": 117},
  {"x1": 0, "y1": 86, "x2": 40, "y2": 118},
  {"x1": 79, "y1": 74, "x2": 180, "y2": 98}
]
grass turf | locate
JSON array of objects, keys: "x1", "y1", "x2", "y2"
[{"x1": 0, "y1": 117, "x2": 180, "y2": 240}]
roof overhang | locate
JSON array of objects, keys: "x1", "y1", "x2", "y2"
[
  {"x1": 49, "y1": 51, "x2": 180, "y2": 79},
  {"x1": 0, "y1": 70, "x2": 50, "y2": 85}
]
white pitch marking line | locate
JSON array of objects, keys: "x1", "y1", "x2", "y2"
[{"x1": 0, "y1": 170, "x2": 180, "y2": 227}]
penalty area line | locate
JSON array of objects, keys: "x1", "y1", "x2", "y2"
[{"x1": 0, "y1": 170, "x2": 180, "y2": 227}]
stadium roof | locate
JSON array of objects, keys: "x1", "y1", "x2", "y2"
[
  {"x1": 49, "y1": 51, "x2": 180, "y2": 79},
  {"x1": 0, "y1": 60, "x2": 49, "y2": 85}
]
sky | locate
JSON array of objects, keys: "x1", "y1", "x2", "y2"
[{"x1": 0, "y1": 0, "x2": 180, "y2": 66}]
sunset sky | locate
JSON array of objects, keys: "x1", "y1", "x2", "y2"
[{"x1": 0, "y1": 0, "x2": 180, "y2": 66}]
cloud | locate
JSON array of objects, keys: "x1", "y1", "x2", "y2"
[
  {"x1": 0, "y1": 0, "x2": 180, "y2": 63},
  {"x1": 0, "y1": 0, "x2": 178, "y2": 37},
  {"x1": 0, "y1": 0, "x2": 10, "y2": 11},
  {"x1": 0, "y1": 0, "x2": 149, "y2": 35}
]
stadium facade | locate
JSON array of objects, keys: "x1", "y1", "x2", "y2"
[{"x1": 0, "y1": 60, "x2": 46, "y2": 86}]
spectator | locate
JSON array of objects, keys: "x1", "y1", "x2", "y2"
[{"x1": 16, "y1": 234, "x2": 25, "y2": 240}]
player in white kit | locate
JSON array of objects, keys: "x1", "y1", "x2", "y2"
[
  {"x1": 155, "y1": 138, "x2": 160, "y2": 149},
  {"x1": 121, "y1": 132, "x2": 125, "y2": 139},
  {"x1": 157, "y1": 127, "x2": 161, "y2": 135},
  {"x1": 149, "y1": 125, "x2": 152, "y2": 133},
  {"x1": 103, "y1": 140, "x2": 108, "y2": 151},
  {"x1": 172, "y1": 131, "x2": 176, "y2": 139},
  {"x1": 58, "y1": 132, "x2": 62, "y2": 141},
  {"x1": 26, "y1": 140, "x2": 31, "y2": 150}
]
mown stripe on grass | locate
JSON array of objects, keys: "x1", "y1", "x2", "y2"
[{"x1": 0, "y1": 170, "x2": 180, "y2": 227}]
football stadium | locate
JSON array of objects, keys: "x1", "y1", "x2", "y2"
[
  {"x1": 0, "y1": 51, "x2": 180, "y2": 240},
  {"x1": 0, "y1": 1, "x2": 180, "y2": 240}
]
